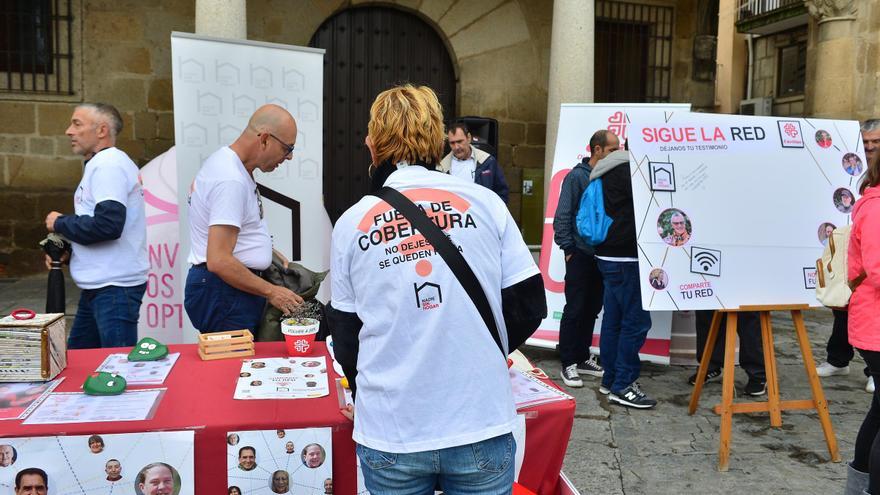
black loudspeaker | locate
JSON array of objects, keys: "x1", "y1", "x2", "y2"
[{"x1": 448, "y1": 116, "x2": 499, "y2": 157}]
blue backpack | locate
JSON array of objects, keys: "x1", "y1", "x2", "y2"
[{"x1": 576, "y1": 178, "x2": 613, "y2": 246}]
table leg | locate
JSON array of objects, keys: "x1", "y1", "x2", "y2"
[
  {"x1": 689, "y1": 310, "x2": 723, "y2": 415},
  {"x1": 718, "y1": 312, "x2": 738, "y2": 472},
  {"x1": 791, "y1": 310, "x2": 841, "y2": 463},
  {"x1": 759, "y1": 311, "x2": 782, "y2": 427}
]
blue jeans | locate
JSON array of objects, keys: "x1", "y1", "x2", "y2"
[
  {"x1": 68, "y1": 283, "x2": 146, "y2": 349},
  {"x1": 357, "y1": 433, "x2": 515, "y2": 495},
  {"x1": 596, "y1": 259, "x2": 652, "y2": 394},
  {"x1": 184, "y1": 265, "x2": 266, "y2": 333}
]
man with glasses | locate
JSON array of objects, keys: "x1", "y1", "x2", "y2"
[
  {"x1": 663, "y1": 212, "x2": 690, "y2": 246},
  {"x1": 185, "y1": 104, "x2": 303, "y2": 334}
]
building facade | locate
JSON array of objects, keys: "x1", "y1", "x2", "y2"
[{"x1": 0, "y1": 0, "x2": 804, "y2": 276}]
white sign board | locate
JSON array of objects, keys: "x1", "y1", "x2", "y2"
[
  {"x1": 139, "y1": 147, "x2": 185, "y2": 343},
  {"x1": 171, "y1": 32, "x2": 330, "y2": 342},
  {"x1": 532, "y1": 104, "x2": 689, "y2": 363},
  {"x1": 628, "y1": 113, "x2": 863, "y2": 310}
]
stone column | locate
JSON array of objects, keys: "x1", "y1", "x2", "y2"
[
  {"x1": 195, "y1": 0, "x2": 247, "y2": 39},
  {"x1": 806, "y1": 0, "x2": 858, "y2": 118},
  {"x1": 543, "y1": 0, "x2": 593, "y2": 205},
  {"x1": 714, "y1": 0, "x2": 747, "y2": 113}
]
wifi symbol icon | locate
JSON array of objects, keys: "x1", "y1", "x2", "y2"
[{"x1": 690, "y1": 247, "x2": 721, "y2": 277}]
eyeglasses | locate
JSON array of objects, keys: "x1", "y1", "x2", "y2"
[{"x1": 263, "y1": 132, "x2": 295, "y2": 156}]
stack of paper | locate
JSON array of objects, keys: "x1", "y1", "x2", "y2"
[
  {"x1": 0, "y1": 313, "x2": 66, "y2": 381},
  {"x1": 510, "y1": 369, "x2": 573, "y2": 409}
]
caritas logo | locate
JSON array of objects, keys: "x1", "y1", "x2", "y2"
[{"x1": 777, "y1": 120, "x2": 804, "y2": 148}]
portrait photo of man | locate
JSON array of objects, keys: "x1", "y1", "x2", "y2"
[
  {"x1": 285, "y1": 441, "x2": 295, "y2": 454},
  {"x1": 658, "y1": 209, "x2": 692, "y2": 247},
  {"x1": 135, "y1": 462, "x2": 176, "y2": 495},
  {"x1": 301, "y1": 443, "x2": 325, "y2": 468},
  {"x1": 842, "y1": 152, "x2": 863, "y2": 176},
  {"x1": 238, "y1": 446, "x2": 257, "y2": 471},
  {"x1": 323, "y1": 478, "x2": 333, "y2": 494},
  {"x1": 15, "y1": 467, "x2": 48, "y2": 495},
  {"x1": 105, "y1": 459, "x2": 123, "y2": 482},
  {"x1": 0, "y1": 444, "x2": 17, "y2": 467}
]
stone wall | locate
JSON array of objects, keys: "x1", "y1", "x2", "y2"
[
  {"x1": 0, "y1": 0, "x2": 193, "y2": 276},
  {"x1": 0, "y1": 0, "x2": 715, "y2": 276},
  {"x1": 246, "y1": 0, "x2": 555, "y2": 222},
  {"x1": 750, "y1": 26, "x2": 808, "y2": 117}
]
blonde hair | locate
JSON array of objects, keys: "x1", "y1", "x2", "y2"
[{"x1": 368, "y1": 84, "x2": 445, "y2": 165}]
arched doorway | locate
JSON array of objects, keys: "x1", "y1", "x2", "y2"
[{"x1": 309, "y1": 6, "x2": 457, "y2": 222}]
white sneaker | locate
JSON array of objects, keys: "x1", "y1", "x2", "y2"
[
  {"x1": 867, "y1": 376, "x2": 875, "y2": 393},
  {"x1": 561, "y1": 364, "x2": 583, "y2": 388},
  {"x1": 598, "y1": 385, "x2": 610, "y2": 395},
  {"x1": 816, "y1": 361, "x2": 850, "y2": 377}
]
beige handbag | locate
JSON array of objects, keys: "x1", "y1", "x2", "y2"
[{"x1": 815, "y1": 224, "x2": 852, "y2": 309}]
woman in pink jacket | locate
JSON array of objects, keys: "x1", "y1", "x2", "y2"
[{"x1": 848, "y1": 151, "x2": 880, "y2": 495}]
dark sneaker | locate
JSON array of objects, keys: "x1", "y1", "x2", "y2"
[
  {"x1": 688, "y1": 368, "x2": 722, "y2": 385},
  {"x1": 744, "y1": 378, "x2": 767, "y2": 396},
  {"x1": 577, "y1": 355, "x2": 604, "y2": 377},
  {"x1": 561, "y1": 364, "x2": 583, "y2": 388},
  {"x1": 609, "y1": 382, "x2": 657, "y2": 409}
]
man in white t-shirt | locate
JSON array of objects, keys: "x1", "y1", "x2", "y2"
[
  {"x1": 184, "y1": 104, "x2": 303, "y2": 333},
  {"x1": 327, "y1": 85, "x2": 546, "y2": 494},
  {"x1": 44, "y1": 103, "x2": 148, "y2": 349}
]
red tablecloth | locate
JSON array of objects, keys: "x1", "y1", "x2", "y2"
[{"x1": 0, "y1": 343, "x2": 574, "y2": 494}]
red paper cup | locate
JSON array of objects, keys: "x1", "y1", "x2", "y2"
[{"x1": 281, "y1": 318, "x2": 320, "y2": 356}]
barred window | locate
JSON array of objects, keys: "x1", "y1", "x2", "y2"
[{"x1": 1, "y1": 0, "x2": 74, "y2": 95}]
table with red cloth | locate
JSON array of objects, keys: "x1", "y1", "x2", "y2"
[{"x1": 0, "y1": 342, "x2": 575, "y2": 494}]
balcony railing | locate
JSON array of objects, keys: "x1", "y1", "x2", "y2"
[{"x1": 736, "y1": 0, "x2": 808, "y2": 34}]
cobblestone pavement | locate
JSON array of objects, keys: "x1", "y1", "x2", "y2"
[
  {"x1": 525, "y1": 309, "x2": 863, "y2": 494},
  {"x1": 0, "y1": 276, "x2": 865, "y2": 494}
]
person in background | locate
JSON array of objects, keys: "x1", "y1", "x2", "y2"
[
  {"x1": 328, "y1": 84, "x2": 545, "y2": 494},
  {"x1": 552, "y1": 129, "x2": 616, "y2": 388},
  {"x1": 816, "y1": 119, "x2": 880, "y2": 394},
  {"x1": 44, "y1": 103, "x2": 148, "y2": 349},
  {"x1": 437, "y1": 121, "x2": 510, "y2": 203},
  {"x1": 184, "y1": 105, "x2": 303, "y2": 333},
  {"x1": 845, "y1": 149, "x2": 880, "y2": 495},
  {"x1": 590, "y1": 146, "x2": 656, "y2": 409}
]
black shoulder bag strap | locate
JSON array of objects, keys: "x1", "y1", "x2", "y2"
[{"x1": 370, "y1": 186, "x2": 506, "y2": 357}]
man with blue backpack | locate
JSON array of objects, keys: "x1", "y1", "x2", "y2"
[
  {"x1": 589, "y1": 142, "x2": 657, "y2": 409},
  {"x1": 552, "y1": 130, "x2": 619, "y2": 388}
]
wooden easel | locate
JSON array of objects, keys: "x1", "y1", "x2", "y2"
[{"x1": 687, "y1": 304, "x2": 841, "y2": 471}]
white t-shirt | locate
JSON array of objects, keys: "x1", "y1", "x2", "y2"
[
  {"x1": 331, "y1": 165, "x2": 539, "y2": 453},
  {"x1": 450, "y1": 153, "x2": 476, "y2": 182},
  {"x1": 187, "y1": 147, "x2": 272, "y2": 270},
  {"x1": 70, "y1": 147, "x2": 148, "y2": 289}
]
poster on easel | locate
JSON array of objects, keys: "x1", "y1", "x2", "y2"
[
  {"x1": 627, "y1": 113, "x2": 864, "y2": 310},
  {"x1": 531, "y1": 103, "x2": 690, "y2": 364}
]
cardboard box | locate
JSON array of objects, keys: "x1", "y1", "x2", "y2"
[{"x1": 0, "y1": 313, "x2": 67, "y2": 381}]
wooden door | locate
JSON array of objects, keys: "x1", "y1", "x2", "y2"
[{"x1": 309, "y1": 7, "x2": 457, "y2": 222}]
